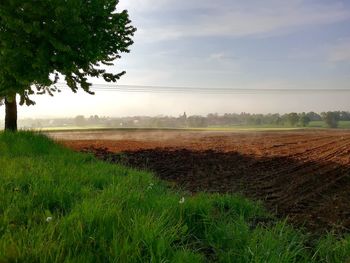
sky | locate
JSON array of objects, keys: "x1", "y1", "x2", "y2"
[{"x1": 2, "y1": 0, "x2": 350, "y2": 118}]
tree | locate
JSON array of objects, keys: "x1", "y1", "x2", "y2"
[
  {"x1": 306, "y1": 111, "x2": 322, "y2": 121},
  {"x1": 271, "y1": 113, "x2": 282, "y2": 125},
  {"x1": 287, "y1": 113, "x2": 299, "y2": 127},
  {"x1": 187, "y1": 116, "x2": 208, "y2": 128},
  {"x1": 0, "y1": 0, "x2": 136, "y2": 131},
  {"x1": 74, "y1": 115, "x2": 86, "y2": 127},
  {"x1": 299, "y1": 112, "x2": 310, "y2": 127},
  {"x1": 322, "y1": 112, "x2": 339, "y2": 128},
  {"x1": 339, "y1": 111, "x2": 350, "y2": 121}
]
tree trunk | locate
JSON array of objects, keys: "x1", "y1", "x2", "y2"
[{"x1": 5, "y1": 95, "x2": 17, "y2": 131}]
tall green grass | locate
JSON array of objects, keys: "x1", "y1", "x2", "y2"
[{"x1": 0, "y1": 132, "x2": 349, "y2": 262}]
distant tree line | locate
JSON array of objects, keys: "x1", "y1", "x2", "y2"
[
  {"x1": 10, "y1": 111, "x2": 350, "y2": 129},
  {"x1": 202, "y1": 111, "x2": 349, "y2": 128}
]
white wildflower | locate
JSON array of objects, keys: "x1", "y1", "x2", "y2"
[
  {"x1": 46, "y1": 217, "x2": 53, "y2": 222},
  {"x1": 179, "y1": 197, "x2": 185, "y2": 204}
]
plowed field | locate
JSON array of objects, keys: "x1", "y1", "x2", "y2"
[{"x1": 51, "y1": 129, "x2": 350, "y2": 233}]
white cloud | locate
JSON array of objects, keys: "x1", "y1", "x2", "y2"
[
  {"x1": 209, "y1": 53, "x2": 227, "y2": 60},
  {"x1": 121, "y1": 0, "x2": 350, "y2": 42},
  {"x1": 119, "y1": 0, "x2": 215, "y2": 13}
]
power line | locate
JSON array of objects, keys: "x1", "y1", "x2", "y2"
[
  {"x1": 55, "y1": 83, "x2": 350, "y2": 94},
  {"x1": 130, "y1": 53, "x2": 333, "y2": 64}
]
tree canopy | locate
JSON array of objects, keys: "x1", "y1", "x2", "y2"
[
  {"x1": 322, "y1": 112, "x2": 339, "y2": 128},
  {"x1": 0, "y1": 0, "x2": 136, "y2": 105}
]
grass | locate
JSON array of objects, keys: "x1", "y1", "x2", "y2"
[
  {"x1": 40, "y1": 126, "x2": 307, "y2": 133},
  {"x1": 194, "y1": 126, "x2": 302, "y2": 132},
  {"x1": 205, "y1": 121, "x2": 350, "y2": 131},
  {"x1": 10, "y1": 120, "x2": 350, "y2": 132},
  {"x1": 39, "y1": 126, "x2": 302, "y2": 132},
  {"x1": 309, "y1": 121, "x2": 350, "y2": 129},
  {"x1": 41, "y1": 122, "x2": 350, "y2": 132},
  {"x1": 0, "y1": 132, "x2": 349, "y2": 262}
]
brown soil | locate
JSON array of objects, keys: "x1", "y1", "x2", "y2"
[{"x1": 54, "y1": 129, "x2": 350, "y2": 233}]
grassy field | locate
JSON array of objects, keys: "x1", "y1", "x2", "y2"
[
  {"x1": 193, "y1": 126, "x2": 302, "y2": 132},
  {"x1": 206, "y1": 121, "x2": 350, "y2": 131},
  {"x1": 39, "y1": 126, "x2": 302, "y2": 132},
  {"x1": 30, "y1": 120, "x2": 350, "y2": 132},
  {"x1": 0, "y1": 132, "x2": 349, "y2": 262},
  {"x1": 309, "y1": 121, "x2": 350, "y2": 129},
  {"x1": 37, "y1": 126, "x2": 310, "y2": 133}
]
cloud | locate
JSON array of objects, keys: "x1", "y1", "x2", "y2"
[
  {"x1": 209, "y1": 53, "x2": 228, "y2": 60},
  {"x1": 119, "y1": 0, "x2": 215, "y2": 13},
  {"x1": 115, "y1": 0, "x2": 350, "y2": 91},
  {"x1": 121, "y1": 0, "x2": 350, "y2": 42}
]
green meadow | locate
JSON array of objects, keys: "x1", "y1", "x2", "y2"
[
  {"x1": 308, "y1": 121, "x2": 350, "y2": 129},
  {"x1": 0, "y1": 132, "x2": 349, "y2": 262}
]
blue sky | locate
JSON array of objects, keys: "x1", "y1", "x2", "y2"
[{"x1": 118, "y1": 0, "x2": 350, "y2": 89}]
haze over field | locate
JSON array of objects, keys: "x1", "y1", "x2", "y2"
[
  {"x1": 0, "y1": 90, "x2": 349, "y2": 119},
  {"x1": 1, "y1": 0, "x2": 350, "y2": 119}
]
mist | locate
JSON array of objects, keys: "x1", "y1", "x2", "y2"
[{"x1": 0, "y1": 88, "x2": 349, "y2": 120}]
